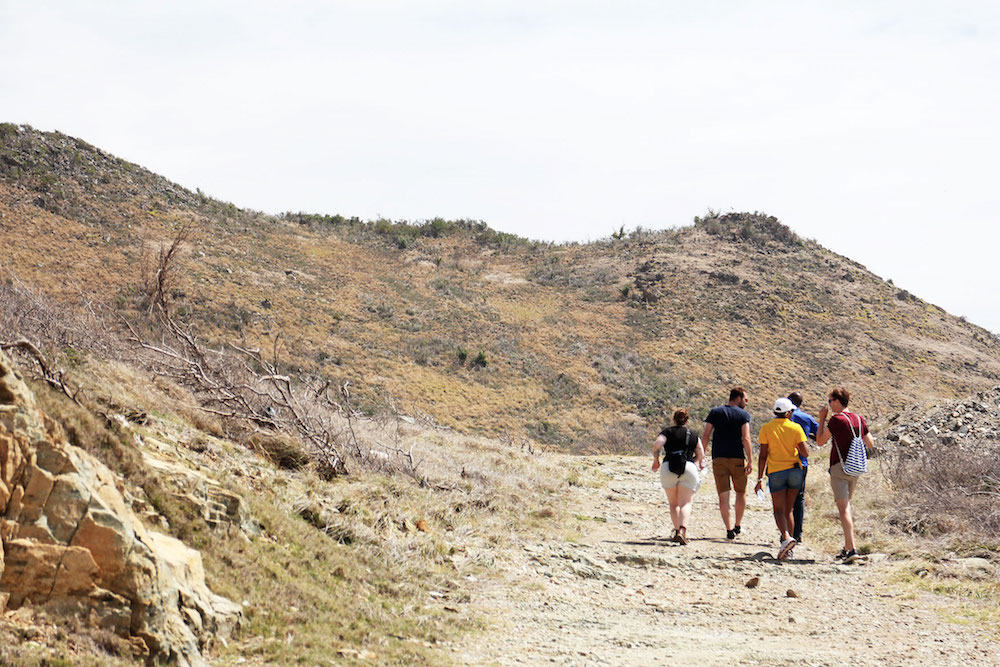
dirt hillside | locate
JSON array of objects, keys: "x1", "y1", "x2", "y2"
[{"x1": 3, "y1": 124, "x2": 999, "y2": 452}]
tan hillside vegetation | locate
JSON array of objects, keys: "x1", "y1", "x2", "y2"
[
  {"x1": 4, "y1": 123, "x2": 1000, "y2": 664},
  {"x1": 3, "y1": 123, "x2": 999, "y2": 452}
]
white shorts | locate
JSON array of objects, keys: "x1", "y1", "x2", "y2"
[{"x1": 661, "y1": 461, "x2": 701, "y2": 492}]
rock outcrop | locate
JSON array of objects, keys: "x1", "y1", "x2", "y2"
[
  {"x1": 0, "y1": 349, "x2": 240, "y2": 665},
  {"x1": 884, "y1": 386, "x2": 1000, "y2": 450}
]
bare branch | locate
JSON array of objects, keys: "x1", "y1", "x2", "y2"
[{"x1": 0, "y1": 338, "x2": 83, "y2": 406}]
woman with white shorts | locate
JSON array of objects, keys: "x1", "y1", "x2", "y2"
[{"x1": 652, "y1": 408, "x2": 706, "y2": 544}]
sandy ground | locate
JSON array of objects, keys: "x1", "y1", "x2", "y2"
[{"x1": 452, "y1": 455, "x2": 999, "y2": 666}]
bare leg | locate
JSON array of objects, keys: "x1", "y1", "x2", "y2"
[
  {"x1": 734, "y1": 491, "x2": 747, "y2": 528},
  {"x1": 836, "y1": 498, "x2": 855, "y2": 551},
  {"x1": 676, "y1": 486, "x2": 695, "y2": 531},
  {"x1": 782, "y1": 488, "x2": 798, "y2": 539},
  {"x1": 718, "y1": 490, "x2": 732, "y2": 530},
  {"x1": 666, "y1": 486, "x2": 681, "y2": 529},
  {"x1": 771, "y1": 493, "x2": 790, "y2": 539}
]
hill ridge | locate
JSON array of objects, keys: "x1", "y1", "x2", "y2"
[{"x1": 3, "y1": 123, "x2": 1000, "y2": 449}]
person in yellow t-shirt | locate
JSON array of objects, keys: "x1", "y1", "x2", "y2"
[{"x1": 754, "y1": 398, "x2": 808, "y2": 560}]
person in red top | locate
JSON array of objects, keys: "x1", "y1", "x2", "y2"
[{"x1": 816, "y1": 387, "x2": 875, "y2": 562}]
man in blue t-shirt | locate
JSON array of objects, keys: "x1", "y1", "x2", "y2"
[
  {"x1": 787, "y1": 391, "x2": 819, "y2": 544},
  {"x1": 702, "y1": 386, "x2": 753, "y2": 540}
]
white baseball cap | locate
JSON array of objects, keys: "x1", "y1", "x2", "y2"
[{"x1": 773, "y1": 397, "x2": 796, "y2": 414}]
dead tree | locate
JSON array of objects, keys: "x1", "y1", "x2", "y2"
[
  {"x1": 121, "y1": 313, "x2": 354, "y2": 477},
  {"x1": 0, "y1": 338, "x2": 83, "y2": 406},
  {"x1": 141, "y1": 225, "x2": 191, "y2": 318}
]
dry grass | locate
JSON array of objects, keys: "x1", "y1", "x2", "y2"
[
  {"x1": 197, "y1": 425, "x2": 570, "y2": 664},
  {"x1": 6, "y1": 164, "x2": 1000, "y2": 451},
  {"x1": 0, "y1": 608, "x2": 137, "y2": 666},
  {"x1": 880, "y1": 436, "x2": 1000, "y2": 539},
  {"x1": 800, "y1": 442, "x2": 1000, "y2": 638},
  {"x1": 16, "y1": 353, "x2": 572, "y2": 664},
  {"x1": 6, "y1": 126, "x2": 1000, "y2": 659}
]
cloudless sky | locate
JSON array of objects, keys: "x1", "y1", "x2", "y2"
[{"x1": 2, "y1": 1, "x2": 999, "y2": 333}]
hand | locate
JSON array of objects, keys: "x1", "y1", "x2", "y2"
[
  {"x1": 744, "y1": 461, "x2": 752, "y2": 475},
  {"x1": 818, "y1": 406, "x2": 829, "y2": 421},
  {"x1": 652, "y1": 459, "x2": 660, "y2": 472},
  {"x1": 754, "y1": 479, "x2": 763, "y2": 492}
]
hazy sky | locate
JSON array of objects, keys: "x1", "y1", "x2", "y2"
[{"x1": 3, "y1": 1, "x2": 999, "y2": 333}]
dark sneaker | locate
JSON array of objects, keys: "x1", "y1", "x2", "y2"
[
  {"x1": 843, "y1": 549, "x2": 860, "y2": 564},
  {"x1": 733, "y1": 525, "x2": 741, "y2": 535},
  {"x1": 726, "y1": 529, "x2": 736, "y2": 540},
  {"x1": 835, "y1": 548, "x2": 849, "y2": 560}
]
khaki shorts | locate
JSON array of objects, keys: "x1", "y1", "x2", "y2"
[
  {"x1": 829, "y1": 461, "x2": 858, "y2": 501},
  {"x1": 660, "y1": 461, "x2": 702, "y2": 493},
  {"x1": 713, "y1": 457, "x2": 748, "y2": 493}
]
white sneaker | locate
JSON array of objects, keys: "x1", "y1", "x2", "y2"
[{"x1": 777, "y1": 538, "x2": 797, "y2": 560}]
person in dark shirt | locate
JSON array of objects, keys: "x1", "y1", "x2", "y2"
[
  {"x1": 652, "y1": 408, "x2": 706, "y2": 545},
  {"x1": 702, "y1": 387, "x2": 753, "y2": 540},
  {"x1": 816, "y1": 386, "x2": 875, "y2": 563},
  {"x1": 787, "y1": 391, "x2": 819, "y2": 544}
]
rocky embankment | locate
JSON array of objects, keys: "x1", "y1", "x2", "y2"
[
  {"x1": 0, "y1": 349, "x2": 240, "y2": 665},
  {"x1": 885, "y1": 386, "x2": 1000, "y2": 449}
]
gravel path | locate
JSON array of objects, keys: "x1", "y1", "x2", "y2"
[{"x1": 453, "y1": 456, "x2": 998, "y2": 666}]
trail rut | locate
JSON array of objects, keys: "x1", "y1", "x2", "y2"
[{"x1": 453, "y1": 456, "x2": 998, "y2": 666}]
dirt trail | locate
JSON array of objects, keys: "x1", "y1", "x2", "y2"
[{"x1": 453, "y1": 456, "x2": 998, "y2": 666}]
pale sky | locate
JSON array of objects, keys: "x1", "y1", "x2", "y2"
[{"x1": 3, "y1": 1, "x2": 999, "y2": 333}]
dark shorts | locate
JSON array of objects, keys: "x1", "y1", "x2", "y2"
[
  {"x1": 713, "y1": 457, "x2": 747, "y2": 493},
  {"x1": 768, "y1": 466, "x2": 804, "y2": 493}
]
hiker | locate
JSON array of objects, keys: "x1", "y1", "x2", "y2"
[
  {"x1": 702, "y1": 387, "x2": 753, "y2": 540},
  {"x1": 754, "y1": 398, "x2": 808, "y2": 560},
  {"x1": 787, "y1": 392, "x2": 819, "y2": 544},
  {"x1": 652, "y1": 408, "x2": 706, "y2": 545},
  {"x1": 815, "y1": 387, "x2": 875, "y2": 562}
]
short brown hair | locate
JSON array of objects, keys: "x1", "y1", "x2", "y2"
[
  {"x1": 828, "y1": 387, "x2": 850, "y2": 407},
  {"x1": 787, "y1": 391, "x2": 803, "y2": 407},
  {"x1": 729, "y1": 386, "x2": 746, "y2": 402},
  {"x1": 673, "y1": 408, "x2": 689, "y2": 426}
]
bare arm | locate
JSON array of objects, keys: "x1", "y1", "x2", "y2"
[
  {"x1": 754, "y1": 443, "x2": 769, "y2": 492},
  {"x1": 702, "y1": 422, "x2": 714, "y2": 457},
  {"x1": 863, "y1": 431, "x2": 875, "y2": 451},
  {"x1": 652, "y1": 434, "x2": 666, "y2": 471},
  {"x1": 695, "y1": 438, "x2": 705, "y2": 468},
  {"x1": 816, "y1": 406, "x2": 831, "y2": 446},
  {"x1": 796, "y1": 439, "x2": 809, "y2": 459},
  {"x1": 741, "y1": 422, "x2": 753, "y2": 474}
]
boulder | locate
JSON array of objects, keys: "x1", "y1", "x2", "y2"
[{"x1": 0, "y1": 349, "x2": 240, "y2": 665}]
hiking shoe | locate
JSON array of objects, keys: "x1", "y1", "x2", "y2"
[
  {"x1": 733, "y1": 525, "x2": 741, "y2": 535},
  {"x1": 677, "y1": 527, "x2": 689, "y2": 546},
  {"x1": 726, "y1": 529, "x2": 736, "y2": 540},
  {"x1": 670, "y1": 529, "x2": 681, "y2": 543},
  {"x1": 777, "y1": 538, "x2": 797, "y2": 561},
  {"x1": 835, "y1": 548, "x2": 849, "y2": 560},
  {"x1": 843, "y1": 549, "x2": 860, "y2": 564}
]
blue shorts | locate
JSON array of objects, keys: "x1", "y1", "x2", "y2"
[{"x1": 768, "y1": 466, "x2": 804, "y2": 493}]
